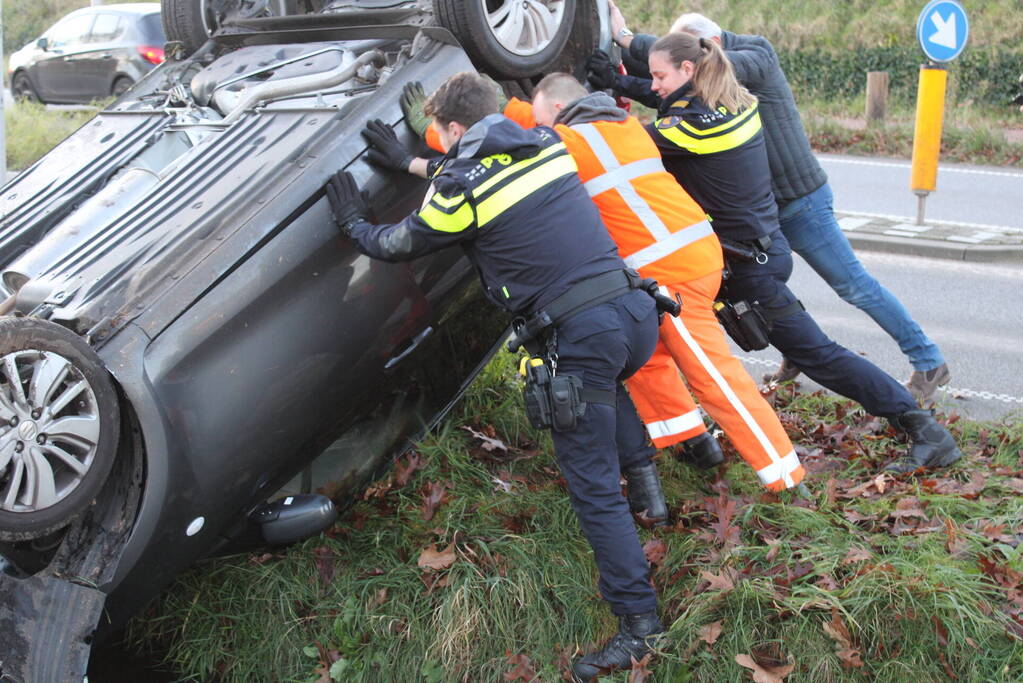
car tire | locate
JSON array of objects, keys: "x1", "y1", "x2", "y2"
[
  {"x1": 0, "y1": 318, "x2": 121, "y2": 542},
  {"x1": 12, "y1": 71, "x2": 41, "y2": 103},
  {"x1": 434, "y1": 0, "x2": 595, "y2": 80},
  {"x1": 111, "y1": 76, "x2": 134, "y2": 97},
  {"x1": 162, "y1": 0, "x2": 217, "y2": 56}
]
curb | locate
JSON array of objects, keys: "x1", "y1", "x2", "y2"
[{"x1": 847, "y1": 232, "x2": 1023, "y2": 265}]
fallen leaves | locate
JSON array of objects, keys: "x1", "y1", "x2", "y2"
[
  {"x1": 417, "y1": 543, "x2": 457, "y2": 572},
  {"x1": 698, "y1": 620, "x2": 724, "y2": 646},
  {"x1": 643, "y1": 538, "x2": 667, "y2": 568},
  {"x1": 628, "y1": 654, "x2": 653, "y2": 682},
  {"x1": 502, "y1": 652, "x2": 537, "y2": 681},
  {"x1": 841, "y1": 547, "x2": 873, "y2": 565},
  {"x1": 421, "y1": 481, "x2": 449, "y2": 521},
  {"x1": 822, "y1": 609, "x2": 864, "y2": 669},
  {"x1": 734, "y1": 653, "x2": 794, "y2": 682},
  {"x1": 701, "y1": 568, "x2": 738, "y2": 592}
]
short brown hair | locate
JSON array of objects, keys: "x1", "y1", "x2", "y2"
[
  {"x1": 534, "y1": 72, "x2": 588, "y2": 105},
  {"x1": 424, "y1": 71, "x2": 499, "y2": 128}
]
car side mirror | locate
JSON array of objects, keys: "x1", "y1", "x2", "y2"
[{"x1": 36, "y1": 37, "x2": 49, "y2": 51}]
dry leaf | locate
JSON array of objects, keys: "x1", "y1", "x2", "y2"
[
  {"x1": 822, "y1": 609, "x2": 863, "y2": 669},
  {"x1": 462, "y1": 425, "x2": 509, "y2": 453},
  {"x1": 643, "y1": 538, "x2": 668, "y2": 567},
  {"x1": 628, "y1": 653, "x2": 653, "y2": 682},
  {"x1": 421, "y1": 481, "x2": 448, "y2": 521},
  {"x1": 393, "y1": 451, "x2": 424, "y2": 487},
  {"x1": 734, "y1": 654, "x2": 794, "y2": 682},
  {"x1": 701, "y1": 569, "x2": 736, "y2": 591},
  {"x1": 503, "y1": 651, "x2": 538, "y2": 681},
  {"x1": 367, "y1": 588, "x2": 388, "y2": 611},
  {"x1": 699, "y1": 620, "x2": 724, "y2": 646},
  {"x1": 417, "y1": 543, "x2": 457, "y2": 571},
  {"x1": 842, "y1": 547, "x2": 873, "y2": 565}
]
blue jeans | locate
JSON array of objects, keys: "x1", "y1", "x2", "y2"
[{"x1": 778, "y1": 183, "x2": 944, "y2": 372}]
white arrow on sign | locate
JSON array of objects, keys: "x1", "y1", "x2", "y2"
[{"x1": 929, "y1": 10, "x2": 957, "y2": 49}]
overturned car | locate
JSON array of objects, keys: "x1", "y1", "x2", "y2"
[{"x1": 0, "y1": 1, "x2": 609, "y2": 679}]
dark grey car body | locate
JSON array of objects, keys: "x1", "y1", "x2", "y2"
[
  {"x1": 0, "y1": 13, "x2": 509, "y2": 681},
  {"x1": 8, "y1": 4, "x2": 166, "y2": 103}
]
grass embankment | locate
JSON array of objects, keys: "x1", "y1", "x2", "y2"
[
  {"x1": 4, "y1": 100, "x2": 99, "y2": 171},
  {"x1": 130, "y1": 351, "x2": 1023, "y2": 682}
]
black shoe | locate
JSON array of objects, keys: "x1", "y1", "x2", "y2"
[
  {"x1": 884, "y1": 408, "x2": 963, "y2": 474},
  {"x1": 673, "y1": 432, "x2": 724, "y2": 469},
  {"x1": 623, "y1": 462, "x2": 667, "y2": 523},
  {"x1": 763, "y1": 358, "x2": 801, "y2": 384},
  {"x1": 572, "y1": 611, "x2": 663, "y2": 682}
]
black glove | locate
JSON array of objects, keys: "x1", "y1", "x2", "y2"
[
  {"x1": 362, "y1": 119, "x2": 415, "y2": 172},
  {"x1": 325, "y1": 170, "x2": 369, "y2": 237},
  {"x1": 585, "y1": 50, "x2": 617, "y2": 91}
]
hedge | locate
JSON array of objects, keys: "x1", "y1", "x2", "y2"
[{"x1": 779, "y1": 47, "x2": 1023, "y2": 107}]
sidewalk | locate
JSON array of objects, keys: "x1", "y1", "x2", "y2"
[{"x1": 835, "y1": 211, "x2": 1023, "y2": 264}]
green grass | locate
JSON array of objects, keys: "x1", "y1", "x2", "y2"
[
  {"x1": 128, "y1": 351, "x2": 1023, "y2": 682},
  {"x1": 4, "y1": 100, "x2": 101, "y2": 172}
]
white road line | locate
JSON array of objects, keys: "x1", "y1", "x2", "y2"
[
  {"x1": 735, "y1": 355, "x2": 1023, "y2": 405},
  {"x1": 837, "y1": 217, "x2": 871, "y2": 231},
  {"x1": 819, "y1": 155, "x2": 1023, "y2": 179},
  {"x1": 835, "y1": 209, "x2": 1023, "y2": 235}
]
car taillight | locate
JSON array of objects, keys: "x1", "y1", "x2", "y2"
[{"x1": 137, "y1": 45, "x2": 165, "y2": 65}]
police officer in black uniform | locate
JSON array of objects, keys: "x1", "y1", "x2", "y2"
[{"x1": 324, "y1": 72, "x2": 664, "y2": 681}]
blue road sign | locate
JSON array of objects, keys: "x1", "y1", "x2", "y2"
[{"x1": 916, "y1": 0, "x2": 969, "y2": 62}]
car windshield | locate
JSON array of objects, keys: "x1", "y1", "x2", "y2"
[{"x1": 140, "y1": 13, "x2": 166, "y2": 43}]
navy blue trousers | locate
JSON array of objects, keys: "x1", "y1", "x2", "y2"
[
  {"x1": 723, "y1": 230, "x2": 916, "y2": 418},
  {"x1": 549, "y1": 289, "x2": 660, "y2": 615}
]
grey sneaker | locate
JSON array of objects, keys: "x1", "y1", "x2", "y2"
[
  {"x1": 763, "y1": 358, "x2": 801, "y2": 384},
  {"x1": 905, "y1": 363, "x2": 951, "y2": 402}
]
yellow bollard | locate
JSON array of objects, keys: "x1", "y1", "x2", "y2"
[{"x1": 910, "y1": 64, "x2": 947, "y2": 223}]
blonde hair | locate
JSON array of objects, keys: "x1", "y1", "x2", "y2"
[{"x1": 650, "y1": 32, "x2": 755, "y2": 113}]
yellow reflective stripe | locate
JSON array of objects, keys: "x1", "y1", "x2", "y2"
[
  {"x1": 418, "y1": 200, "x2": 475, "y2": 233},
  {"x1": 472, "y1": 143, "x2": 567, "y2": 197},
  {"x1": 430, "y1": 192, "x2": 465, "y2": 209},
  {"x1": 656, "y1": 110, "x2": 763, "y2": 155},
  {"x1": 676, "y1": 104, "x2": 758, "y2": 138},
  {"x1": 476, "y1": 154, "x2": 578, "y2": 227}
]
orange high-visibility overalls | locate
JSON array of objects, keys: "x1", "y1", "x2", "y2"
[{"x1": 427, "y1": 99, "x2": 804, "y2": 490}]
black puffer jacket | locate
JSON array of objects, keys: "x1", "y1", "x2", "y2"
[{"x1": 616, "y1": 31, "x2": 827, "y2": 205}]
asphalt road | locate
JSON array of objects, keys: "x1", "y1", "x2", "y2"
[
  {"x1": 733, "y1": 250, "x2": 1023, "y2": 422},
  {"x1": 820, "y1": 153, "x2": 1023, "y2": 232}
]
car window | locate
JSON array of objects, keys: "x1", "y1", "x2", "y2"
[
  {"x1": 140, "y1": 14, "x2": 167, "y2": 43},
  {"x1": 47, "y1": 14, "x2": 96, "y2": 49},
  {"x1": 88, "y1": 14, "x2": 124, "y2": 43}
]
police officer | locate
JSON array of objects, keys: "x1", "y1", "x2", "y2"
[
  {"x1": 640, "y1": 33, "x2": 962, "y2": 475},
  {"x1": 325, "y1": 72, "x2": 664, "y2": 680}
]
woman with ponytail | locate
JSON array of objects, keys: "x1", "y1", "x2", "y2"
[{"x1": 644, "y1": 31, "x2": 964, "y2": 477}]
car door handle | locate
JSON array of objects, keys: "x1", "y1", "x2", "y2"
[{"x1": 384, "y1": 326, "x2": 433, "y2": 370}]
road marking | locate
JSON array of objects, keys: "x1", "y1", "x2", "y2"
[
  {"x1": 736, "y1": 356, "x2": 1023, "y2": 405},
  {"x1": 819, "y1": 155, "x2": 1023, "y2": 179},
  {"x1": 891, "y1": 223, "x2": 931, "y2": 233},
  {"x1": 835, "y1": 209, "x2": 1023, "y2": 235},
  {"x1": 838, "y1": 217, "x2": 871, "y2": 231},
  {"x1": 884, "y1": 230, "x2": 922, "y2": 237},
  {"x1": 948, "y1": 232, "x2": 1000, "y2": 244}
]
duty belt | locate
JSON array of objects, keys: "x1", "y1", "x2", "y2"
[
  {"x1": 506, "y1": 269, "x2": 676, "y2": 354},
  {"x1": 720, "y1": 234, "x2": 772, "y2": 264}
]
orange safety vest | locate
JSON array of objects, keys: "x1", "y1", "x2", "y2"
[{"x1": 426, "y1": 99, "x2": 722, "y2": 285}]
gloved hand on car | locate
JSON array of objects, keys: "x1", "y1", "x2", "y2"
[
  {"x1": 325, "y1": 170, "x2": 370, "y2": 237},
  {"x1": 362, "y1": 119, "x2": 416, "y2": 173},
  {"x1": 401, "y1": 77, "x2": 509, "y2": 140},
  {"x1": 585, "y1": 50, "x2": 618, "y2": 91}
]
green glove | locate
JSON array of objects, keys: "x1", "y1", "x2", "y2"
[
  {"x1": 480, "y1": 74, "x2": 510, "y2": 111},
  {"x1": 400, "y1": 82, "x2": 431, "y2": 138}
]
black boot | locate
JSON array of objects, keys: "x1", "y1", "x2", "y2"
[
  {"x1": 673, "y1": 432, "x2": 724, "y2": 469},
  {"x1": 884, "y1": 409, "x2": 963, "y2": 474},
  {"x1": 623, "y1": 462, "x2": 667, "y2": 523},
  {"x1": 572, "y1": 611, "x2": 664, "y2": 682}
]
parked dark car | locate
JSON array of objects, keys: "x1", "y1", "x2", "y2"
[
  {"x1": 0, "y1": 1, "x2": 610, "y2": 680},
  {"x1": 8, "y1": 3, "x2": 166, "y2": 104}
]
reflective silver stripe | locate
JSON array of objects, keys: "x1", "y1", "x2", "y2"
[
  {"x1": 755, "y1": 450, "x2": 802, "y2": 488},
  {"x1": 583, "y1": 157, "x2": 665, "y2": 198},
  {"x1": 645, "y1": 409, "x2": 703, "y2": 440},
  {"x1": 572, "y1": 123, "x2": 671, "y2": 241},
  {"x1": 623, "y1": 220, "x2": 715, "y2": 270}
]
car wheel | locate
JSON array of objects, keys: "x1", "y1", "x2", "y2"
[
  {"x1": 434, "y1": 0, "x2": 594, "y2": 79},
  {"x1": 112, "y1": 76, "x2": 134, "y2": 97},
  {"x1": 12, "y1": 72, "x2": 40, "y2": 103},
  {"x1": 0, "y1": 318, "x2": 120, "y2": 542},
  {"x1": 162, "y1": 0, "x2": 280, "y2": 57}
]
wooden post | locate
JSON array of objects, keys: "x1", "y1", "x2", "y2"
[{"x1": 866, "y1": 71, "x2": 889, "y2": 125}]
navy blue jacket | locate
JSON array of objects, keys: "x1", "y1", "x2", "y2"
[
  {"x1": 616, "y1": 31, "x2": 827, "y2": 204},
  {"x1": 647, "y1": 84, "x2": 778, "y2": 242},
  {"x1": 349, "y1": 114, "x2": 624, "y2": 315}
]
